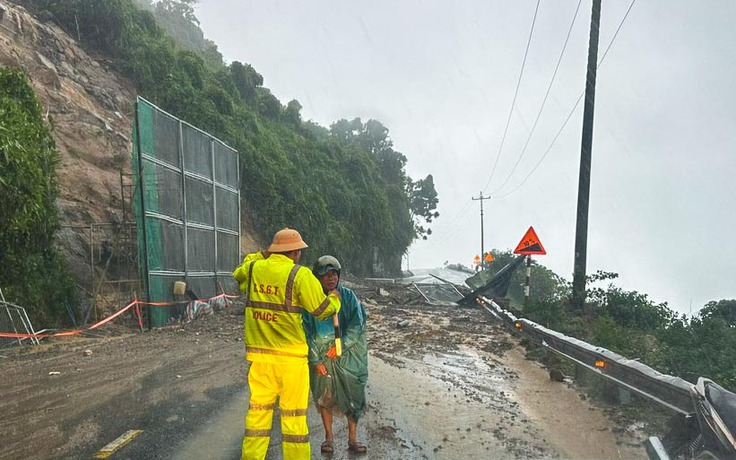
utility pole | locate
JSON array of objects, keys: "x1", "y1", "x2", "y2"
[
  {"x1": 472, "y1": 192, "x2": 490, "y2": 269},
  {"x1": 572, "y1": 0, "x2": 602, "y2": 311}
]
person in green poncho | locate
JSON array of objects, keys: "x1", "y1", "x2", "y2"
[{"x1": 303, "y1": 255, "x2": 369, "y2": 454}]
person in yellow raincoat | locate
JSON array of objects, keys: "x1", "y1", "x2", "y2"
[{"x1": 233, "y1": 228, "x2": 341, "y2": 460}]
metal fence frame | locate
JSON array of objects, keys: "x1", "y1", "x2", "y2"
[
  {"x1": 132, "y1": 97, "x2": 240, "y2": 327},
  {"x1": 0, "y1": 300, "x2": 40, "y2": 347}
]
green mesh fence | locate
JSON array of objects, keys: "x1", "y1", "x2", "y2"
[{"x1": 132, "y1": 97, "x2": 240, "y2": 327}]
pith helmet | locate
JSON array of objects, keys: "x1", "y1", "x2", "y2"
[
  {"x1": 267, "y1": 228, "x2": 308, "y2": 253},
  {"x1": 313, "y1": 255, "x2": 342, "y2": 277}
]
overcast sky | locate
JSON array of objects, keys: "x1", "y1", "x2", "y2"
[{"x1": 195, "y1": 0, "x2": 736, "y2": 315}]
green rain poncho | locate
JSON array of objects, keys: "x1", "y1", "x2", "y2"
[{"x1": 303, "y1": 284, "x2": 368, "y2": 421}]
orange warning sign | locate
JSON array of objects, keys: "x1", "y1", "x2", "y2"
[
  {"x1": 484, "y1": 252, "x2": 493, "y2": 262},
  {"x1": 514, "y1": 226, "x2": 546, "y2": 255}
]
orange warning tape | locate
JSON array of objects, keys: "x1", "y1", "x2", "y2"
[
  {"x1": 139, "y1": 300, "x2": 190, "y2": 307},
  {"x1": 0, "y1": 293, "x2": 242, "y2": 339}
]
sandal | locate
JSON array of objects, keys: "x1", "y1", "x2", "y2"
[
  {"x1": 320, "y1": 440, "x2": 334, "y2": 453},
  {"x1": 348, "y1": 442, "x2": 367, "y2": 454}
]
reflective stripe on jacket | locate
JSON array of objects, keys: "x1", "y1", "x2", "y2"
[{"x1": 233, "y1": 252, "x2": 340, "y2": 363}]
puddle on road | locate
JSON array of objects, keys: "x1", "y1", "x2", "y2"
[
  {"x1": 421, "y1": 344, "x2": 516, "y2": 404},
  {"x1": 364, "y1": 346, "x2": 555, "y2": 459}
]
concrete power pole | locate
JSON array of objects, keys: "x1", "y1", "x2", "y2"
[
  {"x1": 572, "y1": 0, "x2": 602, "y2": 311},
  {"x1": 472, "y1": 192, "x2": 490, "y2": 269}
]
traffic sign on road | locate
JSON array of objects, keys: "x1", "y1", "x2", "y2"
[{"x1": 514, "y1": 226, "x2": 546, "y2": 255}]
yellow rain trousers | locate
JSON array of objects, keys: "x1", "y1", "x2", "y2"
[
  {"x1": 242, "y1": 361, "x2": 310, "y2": 460},
  {"x1": 234, "y1": 252, "x2": 340, "y2": 460}
]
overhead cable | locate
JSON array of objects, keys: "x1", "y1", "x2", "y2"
[
  {"x1": 482, "y1": 0, "x2": 541, "y2": 193},
  {"x1": 495, "y1": 0, "x2": 638, "y2": 199},
  {"x1": 492, "y1": 0, "x2": 583, "y2": 195},
  {"x1": 414, "y1": 200, "x2": 476, "y2": 249}
]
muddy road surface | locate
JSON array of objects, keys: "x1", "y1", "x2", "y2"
[{"x1": 0, "y1": 280, "x2": 646, "y2": 459}]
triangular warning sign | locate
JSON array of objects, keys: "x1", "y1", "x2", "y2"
[{"x1": 514, "y1": 226, "x2": 546, "y2": 255}]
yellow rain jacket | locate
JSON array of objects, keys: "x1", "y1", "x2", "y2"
[{"x1": 233, "y1": 252, "x2": 341, "y2": 363}]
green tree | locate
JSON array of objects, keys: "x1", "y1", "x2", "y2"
[
  {"x1": 698, "y1": 299, "x2": 736, "y2": 325},
  {"x1": 156, "y1": 0, "x2": 198, "y2": 25},
  {"x1": 409, "y1": 174, "x2": 439, "y2": 240},
  {"x1": 132, "y1": 0, "x2": 223, "y2": 67},
  {"x1": 328, "y1": 117, "x2": 439, "y2": 270},
  {"x1": 0, "y1": 68, "x2": 76, "y2": 325},
  {"x1": 668, "y1": 315, "x2": 736, "y2": 389},
  {"x1": 586, "y1": 271, "x2": 675, "y2": 332},
  {"x1": 284, "y1": 100, "x2": 302, "y2": 126},
  {"x1": 229, "y1": 61, "x2": 263, "y2": 105}
]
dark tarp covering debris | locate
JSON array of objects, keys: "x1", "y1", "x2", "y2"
[{"x1": 459, "y1": 255, "x2": 526, "y2": 306}]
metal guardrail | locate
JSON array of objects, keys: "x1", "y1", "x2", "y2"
[
  {"x1": 477, "y1": 296, "x2": 694, "y2": 415},
  {"x1": 1, "y1": 300, "x2": 40, "y2": 347}
]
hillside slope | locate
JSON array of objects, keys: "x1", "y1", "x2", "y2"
[
  {"x1": 0, "y1": 2, "x2": 262, "y2": 309},
  {"x1": 1, "y1": 1, "x2": 134, "y2": 285}
]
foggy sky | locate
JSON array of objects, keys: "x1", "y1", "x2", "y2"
[{"x1": 195, "y1": 0, "x2": 736, "y2": 315}]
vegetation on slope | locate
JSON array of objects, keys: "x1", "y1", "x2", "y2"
[{"x1": 0, "y1": 68, "x2": 76, "y2": 324}]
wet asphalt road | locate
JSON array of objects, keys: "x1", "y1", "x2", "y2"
[
  {"x1": 99, "y1": 353, "x2": 517, "y2": 460},
  {"x1": 95, "y1": 381, "x2": 385, "y2": 460}
]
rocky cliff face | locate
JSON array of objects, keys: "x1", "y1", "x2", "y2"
[{"x1": 0, "y1": 1, "x2": 135, "y2": 290}]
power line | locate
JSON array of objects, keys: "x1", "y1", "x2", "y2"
[
  {"x1": 495, "y1": 0, "x2": 638, "y2": 199},
  {"x1": 417, "y1": 0, "x2": 637, "y2": 250},
  {"x1": 482, "y1": 0, "x2": 541, "y2": 193},
  {"x1": 598, "y1": 0, "x2": 638, "y2": 67},
  {"x1": 492, "y1": 0, "x2": 583, "y2": 195},
  {"x1": 495, "y1": 93, "x2": 583, "y2": 199},
  {"x1": 413, "y1": 201, "x2": 475, "y2": 250}
]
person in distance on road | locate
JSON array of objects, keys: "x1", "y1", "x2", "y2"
[
  {"x1": 303, "y1": 255, "x2": 369, "y2": 454},
  {"x1": 233, "y1": 228, "x2": 342, "y2": 460}
]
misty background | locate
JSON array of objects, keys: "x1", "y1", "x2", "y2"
[{"x1": 194, "y1": 0, "x2": 736, "y2": 315}]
